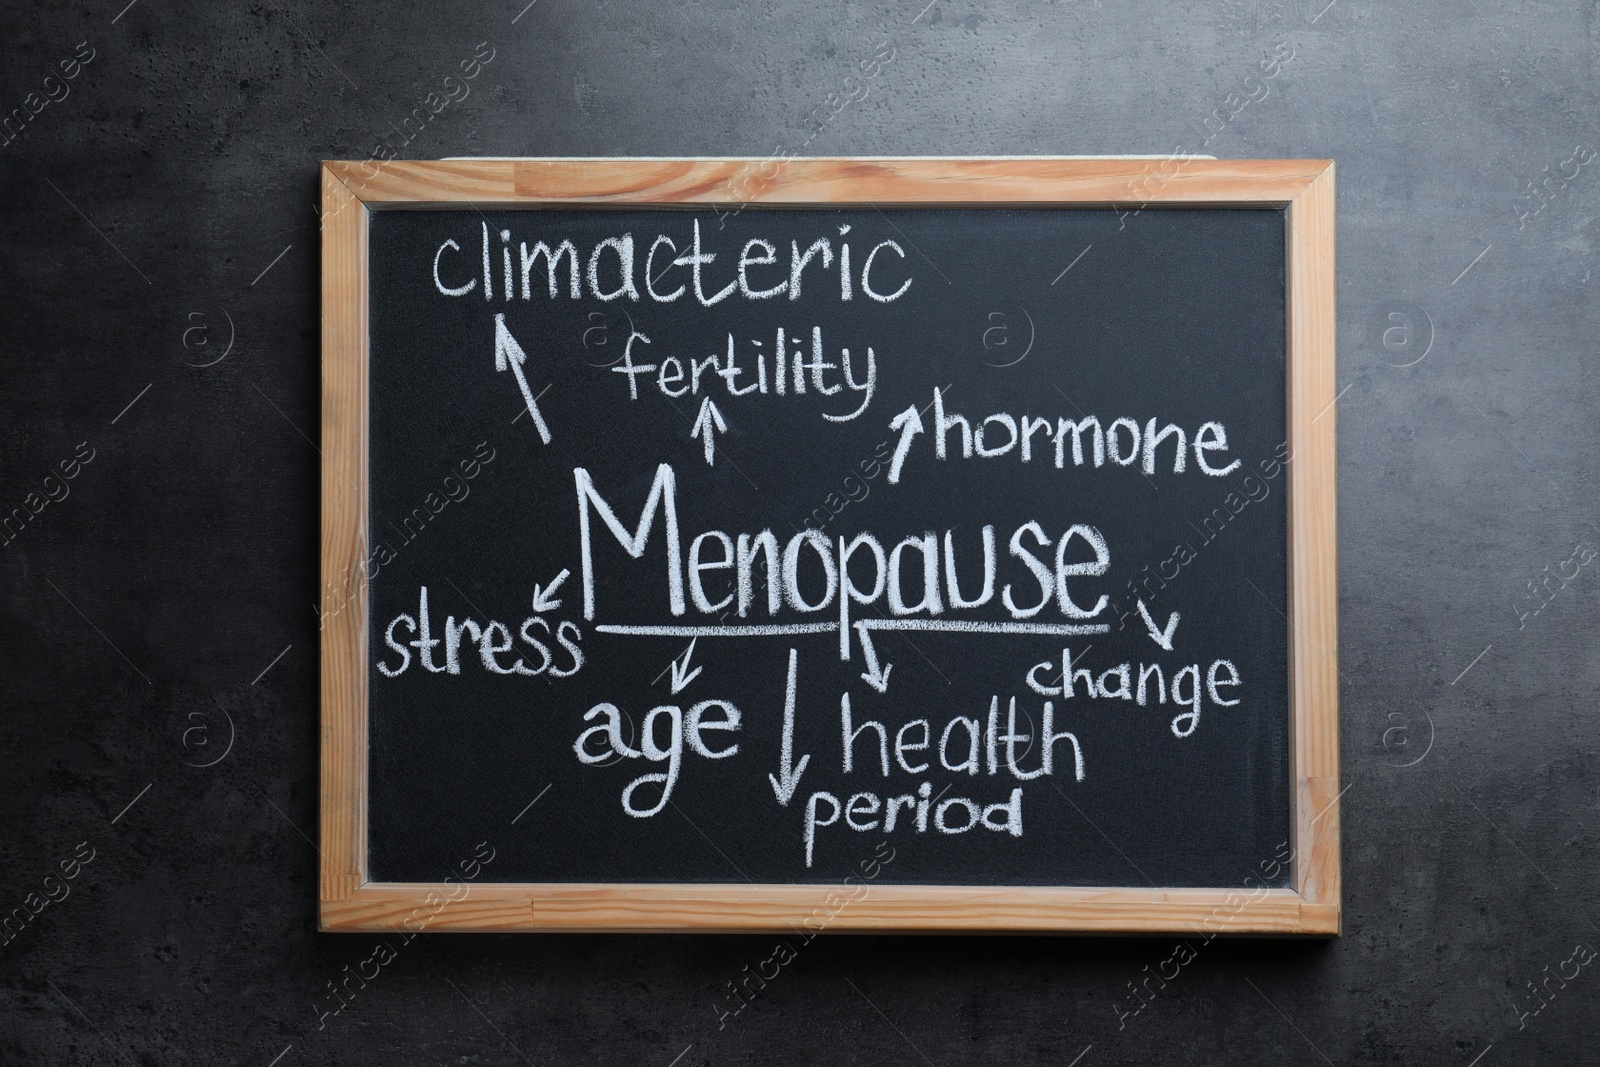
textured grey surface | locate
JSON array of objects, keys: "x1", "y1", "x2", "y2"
[{"x1": 2, "y1": 0, "x2": 1598, "y2": 1063}]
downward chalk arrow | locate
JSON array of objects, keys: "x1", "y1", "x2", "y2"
[
  {"x1": 495, "y1": 313, "x2": 552, "y2": 444},
  {"x1": 531, "y1": 568, "x2": 569, "y2": 613},
  {"x1": 767, "y1": 648, "x2": 811, "y2": 806},
  {"x1": 855, "y1": 623, "x2": 893, "y2": 693},
  {"x1": 690, "y1": 396, "x2": 728, "y2": 466},
  {"x1": 886, "y1": 403, "x2": 924, "y2": 485},
  {"x1": 1136, "y1": 598, "x2": 1180, "y2": 651},
  {"x1": 668, "y1": 637, "x2": 703, "y2": 695}
]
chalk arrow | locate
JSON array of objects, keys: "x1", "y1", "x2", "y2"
[
  {"x1": 690, "y1": 396, "x2": 728, "y2": 466},
  {"x1": 1136, "y1": 598, "x2": 1180, "y2": 651},
  {"x1": 531, "y1": 568, "x2": 570, "y2": 613},
  {"x1": 668, "y1": 637, "x2": 703, "y2": 695},
  {"x1": 855, "y1": 623, "x2": 893, "y2": 693},
  {"x1": 495, "y1": 313, "x2": 552, "y2": 444},
  {"x1": 767, "y1": 648, "x2": 811, "y2": 806},
  {"x1": 886, "y1": 404, "x2": 924, "y2": 485}
]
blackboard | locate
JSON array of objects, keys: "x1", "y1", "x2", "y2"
[{"x1": 319, "y1": 158, "x2": 1339, "y2": 933}]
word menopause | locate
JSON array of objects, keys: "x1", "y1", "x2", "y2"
[{"x1": 572, "y1": 462, "x2": 1119, "y2": 635}]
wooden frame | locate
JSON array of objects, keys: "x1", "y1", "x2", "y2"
[{"x1": 319, "y1": 158, "x2": 1338, "y2": 934}]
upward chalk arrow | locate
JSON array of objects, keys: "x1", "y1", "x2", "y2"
[
  {"x1": 494, "y1": 313, "x2": 552, "y2": 444},
  {"x1": 690, "y1": 396, "x2": 728, "y2": 466},
  {"x1": 886, "y1": 404, "x2": 924, "y2": 484}
]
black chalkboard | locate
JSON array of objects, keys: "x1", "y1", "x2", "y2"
[{"x1": 363, "y1": 205, "x2": 1289, "y2": 889}]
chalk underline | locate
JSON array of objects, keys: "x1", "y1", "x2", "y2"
[{"x1": 594, "y1": 622, "x2": 1111, "y2": 638}]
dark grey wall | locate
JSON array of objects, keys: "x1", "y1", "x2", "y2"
[{"x1": 3, "y1": 0, "x2": 1597, "y2": 1063}]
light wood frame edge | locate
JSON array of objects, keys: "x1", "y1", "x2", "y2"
[
  {"x1": 318, "y1": 158, "x2": 1339, "y2": 935},
  {"x1": 320, "y1": 166, "x2": 370, "y2": 909},
  {"x1": 1285, "y1": 163, "x2": 1340, "y2": 934}
]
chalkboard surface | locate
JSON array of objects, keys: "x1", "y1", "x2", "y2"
[{"x1": 361, "y1": 203, "x2": 1290, "y2": 889}]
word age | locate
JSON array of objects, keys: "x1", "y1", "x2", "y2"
[{"x1": 574, "y1": 699, "x2": 743, "y2": 817}]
